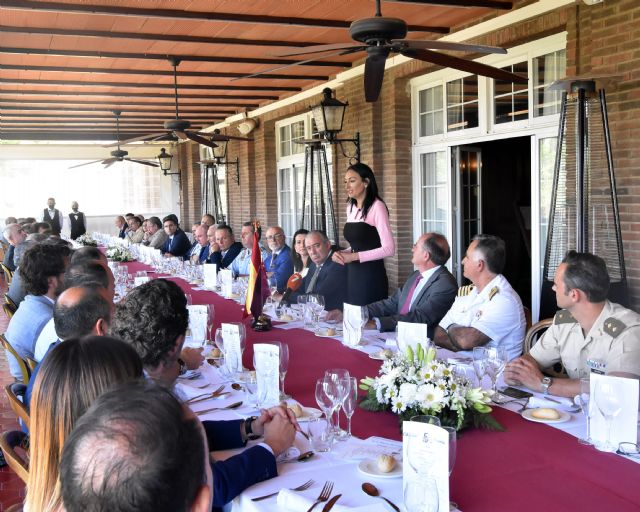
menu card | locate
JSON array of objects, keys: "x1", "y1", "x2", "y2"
[
  {"x1": 221, "y1": 322, "x2": 243, "y2": 373},
  {"x1": 253, "y1": 343, "x2": 280, "y2": 408},
  {"x1": 343, "y1": 303, "x2": 363, "y2": 347},
  {"x1": 220, "y1": 269, "x2": 233, "y2": 297},
  {"x1": 203, "y1": 263, "x2": 217, "y2": 289},
  {"x1": 402, "y1": 421, "x2": 449, "y2": 512},
  {"x1": 397, "y1": 321, "x2": 428, "y2": 352},
  {"x1": 590, "y1": 373, "x2": 639, "y2": 447},
  {"x1": 187, "y1": 305, "x2": 208, "y2": 344}
]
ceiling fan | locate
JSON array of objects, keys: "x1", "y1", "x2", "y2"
[
  {"x1": 69, "y1": 111, "x2": 159, "y2": 169},
  {"x1": 240, "y1": 0, "x2": 527, "y2": 102},
  {"x1": 108, "y1": 58, "x2": 219, "y2": 149}
]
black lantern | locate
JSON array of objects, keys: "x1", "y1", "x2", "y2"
[
  {"x1": 212, "y1": 138, "x2": 228, "y2": 163},
  {"x1": 157, "y1": 148, "x2": 173, "y2": 172},
  {"x1": 312, "y1": 88, "x2": 347, "y2": 141}
]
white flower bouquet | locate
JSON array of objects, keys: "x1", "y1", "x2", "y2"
[
  {"x1": 360, "y1": 342, "x2": 503, "y2": 431},
  {"x1": 75, "y1": 233, "x2": 97, "y2": 247},
  {"x1": 106, "y1": 245, "x2": 134, "y2": 262}
]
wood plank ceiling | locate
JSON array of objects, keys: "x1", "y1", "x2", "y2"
[{"x1": 0, "y1": 0, "x2": 514, "y2": 141}]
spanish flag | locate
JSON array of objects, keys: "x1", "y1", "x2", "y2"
[{"x1": 244, "y1": 223, "x2": 270, "y2": 319}]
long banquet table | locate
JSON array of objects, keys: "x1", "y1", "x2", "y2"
[{"x1": 122, "y1": 260, "x2": 640, "y2": 511}]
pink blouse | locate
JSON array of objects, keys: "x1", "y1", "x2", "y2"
[{"x1": 343, "y1": 199, "x2": 395, "y2": 262}]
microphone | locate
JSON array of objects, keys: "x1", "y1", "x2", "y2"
[{"x1": 280, "y1": 273, "x2": 303, "y2": 304}]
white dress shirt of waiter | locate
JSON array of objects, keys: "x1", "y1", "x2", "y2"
[
  {"x1": 40, "y1": 197, "x2": 63, "y2": 235},
  {"x1": 434, "y1": 234, "x2": 526, "y2": 361},
  {"x1": 231, "y1": 222, "x2": 269, "y2": 277}
]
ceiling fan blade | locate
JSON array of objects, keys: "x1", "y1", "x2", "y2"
[
  {"x1": 364, "y1": 51, "x2": 389, "y2": 103},
  {"x1": 402, "y1": 48, "x2": 528, "y2": 84},
  {"x1": 184, "y1": 131, "x2": 219, "y2": 149},
  {"x1": 209, "y1": 134, "x2": 253, "y2": 142},
  {"x1": 175, "y1": 131, "x2": 189, "y2": 140},
  {"x1": 104, "y1": 133, "x2": 166, "y2": 147},
  {"x1": 230, "y1": 48, "x2": 362, "y2": 81},
  {"x1": 127, "y1": 158, "x2": 159, "y2": 168},
  {"x1": 272, "y1": 43, "x2": 366, "y2": 57},
  {"x1": 103, "y1": 160, "x2": 117, "y2": 169},
  {"x1": 396, "y1": 39, "x2": 507, "y2": 55},
  {"x1": 68, "y1": 159, "x2": 104, "y2": 169}
]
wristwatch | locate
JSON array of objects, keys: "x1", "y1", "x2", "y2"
[
  {"x1": 244, "y1": 416, "x2": 260, "y2": 441},
  {"x1": 541, "y1": 376, "x2": 552, "y2": 395}
]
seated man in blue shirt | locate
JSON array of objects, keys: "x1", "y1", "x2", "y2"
[
  {"x1": 263, "y1": 226, "x2": 293, "y2": 293},
  {"x1": 231, "y1": 221, "x2": 269, "y2": 277}
]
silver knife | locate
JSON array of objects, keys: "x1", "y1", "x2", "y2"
[{"x1": 322, "y1": 494, "x2": 342, "y2": 512}]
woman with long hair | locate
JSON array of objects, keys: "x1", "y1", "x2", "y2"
[
  {"x1": 332, "y1": 162, "x2": 395, "y2": 305},
  {"x1": 25, "y1": 336, "x2": 143, "y2": 512},
  {"x1": 290, "y1": 228, "x2": 310, "y2": 276}
]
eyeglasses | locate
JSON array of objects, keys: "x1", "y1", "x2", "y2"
[
  {"x1": 266, "y1": 234, "x2": 283, "y2": 241},
  {"x1": 617, "y1": 442, "x2": 640, "y2": 458}
]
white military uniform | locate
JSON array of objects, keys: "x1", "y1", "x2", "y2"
[
  {"x1": 529, "y1": 300, "x2": 640, "y2": 379},
  {"x1": 439, "y1": 274, "x2": 526, "y2": 361}
]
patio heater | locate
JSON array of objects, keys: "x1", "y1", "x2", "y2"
[
  {"x1": 200, "y1": 160, "x2": 226, "y2": 225},
  {"x1": 541, "y1": 78, "x2": 628, "y2": 317},
  {"x1": 296, "y1": 88, "x2": 361, "y2": 241}
]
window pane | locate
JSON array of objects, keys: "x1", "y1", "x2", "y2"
[
  {"x1": 533, "y1": 49, "x2": 566, "y2": 117},
  {"x1": 418, "y1": 85, "x2": 443, "y2": 136},
  {"x1": 420, "y1": 151, "x2": 447, "y2": 234},
  {"x1": 494, "y1": 62, "x2": 529, "y2": 124},
  {"x1": 446, "y1": 76, "x2": 478, "y2": 131},
  {"x1": 539, "y1": 137, "x2": 557, "y2": 265}
]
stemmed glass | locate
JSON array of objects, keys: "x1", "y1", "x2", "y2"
[
  {"x1": 271, "y1": 342, "x2": 290, "y2": 400},
  {"x1": 472, "y1": 347, "x2": 487, "y2": 388},
  {"x1": 324, "y1": 369, "x2": 349, "y2": 437},
  {"x1": 342, "y1": 377, "x2": 358, "y2": 438},
  {"x1": 404, "y1": 477, "x2": 439, "y2": 512},
  {"x1": 213, "y1": 328, "x2": 229, "y2": 379},
  {"x1": 486, "y1": 347, "x2": 507, "y2": 402},
  {"x1": 574, "y1": 377, "x2": 592, "y2": 445},
  {"x1": 594, "y1": 380, "x2": 623, "y2": 452},
  {"x1": 315, "y1": 378, "x2": 337, "y2": 426},
  {"x1": 307, "y1": 294, "x2": 325, "y2": 330},
  {"x1": 206, "y1": 304, "x2": 216, "y2": 345}
]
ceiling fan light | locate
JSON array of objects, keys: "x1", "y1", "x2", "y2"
[
  {"x1": 312, "y1": 88, "x2": 347, "y2": 140},
  {"x1": 157, "y1": 147, "x2": 173, "y2": 171}
]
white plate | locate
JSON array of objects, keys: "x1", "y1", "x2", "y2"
[
  {"x1": 521, "y1": 408, "x2": 571, "y2": 424},
  {"x1": 358, "y1": 458, "x2": 403, "y2": 479},
  {"x1": 315, "y1": 328, "x2": 342, "y2": 338},
  {"x1": 296, "y1": 407, "x2": 322, "y2": 422},
  {"x1": 369, "y1": 350, "x2": 393, "y2": 360}
]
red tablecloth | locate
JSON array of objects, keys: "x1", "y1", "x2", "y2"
[{"x1": 124, "y1": 262, "x2": 640, "y2": 511}]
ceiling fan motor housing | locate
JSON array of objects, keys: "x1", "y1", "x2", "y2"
[
  {"x1": 164, "y1": 119, "x2": 192, "y2": 131},
  {"x1": 111, "y1": 149, "x2": 128, "y2": 159},
  {"x1": 349, "y1": 17, "x2": 407, "y2": 44}
]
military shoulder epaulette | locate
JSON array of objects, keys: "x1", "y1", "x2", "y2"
[
  {"x1": 554, "y1": 309, "x2": 576, "y2": 325},
  {"x1": 488, "y1": 286, "x2": 499, "y2": 300},
  {"x1": 603, "y1": 317, "x2": 627, "y2": 338},
  {"x1": 457, "y1": 284, "x2": 475, "y2": 297}
]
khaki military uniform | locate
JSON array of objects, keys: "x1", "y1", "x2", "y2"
[{"x1": 530, "y1": 301, "x2": 640, "y2": 379}]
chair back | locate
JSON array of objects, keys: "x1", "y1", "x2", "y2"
[
  {"x1": 524, "y1": 318, "x2": 568, "y2": 378},
  {"x1": 5, "y1": 294, "x2": 18, "y2": 311},
  {"x1": 25, "y1": 357, "x2": 38, "y2": 372},
  {"x1": 2, "y1": 302, "x2": 16, "y2": 320},
  {"x1": 0, "y1": 334, "x2": 31, "y2": 384},
  {"x1": 5, "y1": 503, "x2": 23, "y2": 512},
  {"x1": 5, "y1": 383, "x2": 30, "y2": 429},
  {"x1": 0, "y1": 263, "x2": 13, "y2": 286},
  {"x1": 0, "y1": 430, "x2": 29, "y2": 483}
]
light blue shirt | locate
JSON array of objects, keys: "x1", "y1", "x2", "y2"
[{"x1": 231, "y1": 245, "x2": 269, "y2": 277}]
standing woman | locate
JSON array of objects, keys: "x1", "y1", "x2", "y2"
[
  {"x1": 332, "y1": 163, "x2": 395, "y2": 305},
  {"x1": 291, "y1": 228, "x2": 310, "y2": 277}
]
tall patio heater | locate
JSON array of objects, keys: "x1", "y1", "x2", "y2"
[{"x1": 541, "y1": 78, "x2": 628, "y2": 318}]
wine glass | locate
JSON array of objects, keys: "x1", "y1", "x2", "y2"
[
  {"x1": 404, "y1": 477, "x2": 439, "y2": 512},
  {"x1": 443, "y1": 426, "x2": 456, "y2": 476},
  {"x1": 270, "y1": 341, "x2": 290, "y2": 400},
  {"x1": 360, "y1": 306, "x2": 369, "y2": 329},
  {"x1": 307, "y1": 294, "x2": 325, "y2": 330},
  {"x1": 315, "y1": 378, "x2": 336, "y2": 422},
  {"x1": 324, "y1": 369, "x2": 350, "y2": 437},
  {"x1": 206, "y1": 304, "x2": 216, "y2": 344},
  {"x1": 574, "y1": 377, "x2": 592, "y2": 445},
  {"x1": 486, "y1": 347, "x2": 507, "y2": 402},
  {"x1": 342, "y1": 377, "x2": 358, "y2": 438},
  {"x1": 594, "y1": 380, "x2": 623, "y2": 452},
  {"x1": 472, "y1": 347, "x2": 488, "y2": 388}
]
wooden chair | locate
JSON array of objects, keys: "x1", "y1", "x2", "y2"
[
  {"x1": 0, "y1": 334, "x2": 31, "y2": 384},
  {"x1": 25, "y1": 357, "x2": 38, "y2": 372},
  {"x1": 0, "y1": 430, "x2": 29, "y2": 483},
  {"x1": 5, "y1": 383, "x2": 30, "y2": 430},
  {"x1": 5, "y1": 294, "x2": 18, "y2": 311},
  {"x1": 2, "y1": 301, "x2": 16, "y2": 320},
  {"x1": 0, "y1": 263, "x2": 13, "y2": 286},
  {"x1": 524, "y1": 318, "x2": 567, "y2": 378},
  {"x1": 5, "y1": 503, "x2": 24, "y2": 512}
]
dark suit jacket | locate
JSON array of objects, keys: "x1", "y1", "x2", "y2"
[
  {"x1": 161, "y1": 229, "x2": 191, "y2": 259},
  {"x1": 3, "y1": 244, "x2": 16, "y2": 271},
  {"x1": 118, "y1": 226, "x2": 127, "y2": 239},
  {"x1": 207, "y1": 241, "x2": 242, "y2": 269},
  {"x1": 264, "y1": 245, "x2": 294, "y2": 293},
  {"x1": 289, "y1": 256, "x2": 348, "y2": 311},
  {"x1": 367, "y1": 266, "x2": 458, "y2": 338},
  {"x1": 203, "y1": 420, "x2": 277, "y2": 510},
  {"x1": 198, "y1": 245, "x2": 209, "y2": 263}
]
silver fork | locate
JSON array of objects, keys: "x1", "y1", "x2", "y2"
[
  {"x1": 306, "y1": 481, "x2": 333, "y2": 512},
  {"x1": 251, "y1": 479, "x2": 314, "y2": 502}
]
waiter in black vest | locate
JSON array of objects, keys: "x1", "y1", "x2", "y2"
[
  {"x1": 41, "y1": 197, "x2": 63, "y2": 236},
  {"x1": 69, "y1": 201, "x2": 86, "y2": 240}
]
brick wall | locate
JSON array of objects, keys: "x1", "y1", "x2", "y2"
[{"x1": 177, "y1": 0, "x2": 640, "y2": 310}]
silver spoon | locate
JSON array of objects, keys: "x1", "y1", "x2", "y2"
[{"x1": 362, "y1": 482, "x2": 400, "y2": 512}]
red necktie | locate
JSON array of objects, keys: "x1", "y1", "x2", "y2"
[{"x1": 399, "y1": 274, "x2": 423, "y2": 315}]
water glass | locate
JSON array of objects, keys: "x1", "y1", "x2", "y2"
[
  {"x1": 307, "y1": 416, "x2": 333, "y2": 452},
  {"x1": 472, "y1": 347, "x2": 488, "y2": 388},
  {"x1": 443, "y1": 426, "x2": 457, "y2": 476},
  {"x1": 594, "y1": 379, "x2": 623, "y2": 452},
  {"x1": 575, "y1": 377, "x2": 592, "y2": 445},
  {"x1": 404, "y1": 476, "x2": 439, "y2": 512},
  {"x1": 410, "y1": 415, "x2": 441, "y2": 426},
  {"x1": 342, "y1": 377, "x2": 358, "y2": 438}
]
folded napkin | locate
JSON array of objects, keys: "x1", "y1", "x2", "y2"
[
  {"x1": 174, "y1": 382, "x2": 207, "y2": 401},
  {"x1": 277, "y1": 489, "x2": 386, "y2": 512},
  {"x1": 528, "y1": 396, "x2": 574, "y2": 409}
]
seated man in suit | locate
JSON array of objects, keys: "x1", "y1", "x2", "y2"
[
  {"x1": 161, "y1": 215, "x2": 192, "y2": 259},
  {"x1": 114, "y1": 215, "x2": 127, "y2": 239},
  {"x1": 207, "y1": 224, "x2": 242, "y2": 269},
  {"x1": 142, "y1": 216, "x2": 168, "y2": 249},
  {"x1": 126, "y1": 216, "x2": 145, "y2": 244},
  {"x1": 2, "y1": 222, "x2": 27, "y2": 271},
  {"x1": 434, "y1": 234, "x2": 526, "y2": 361},
  {"x1": 109, "y1": 279, "x2": 299, "y2": 509},
  {"x1": 326, "y1": 233, "x2": 457, "y2": 338},
  {"x1": 505, "y1": 251, "x2": 640, "y2": 398},
  {"x1": 6, "y1": 240, "x2": 36, "y2": 307},
  {"x1": 285, "y1": 230, "x2": 347, "y2": 311},
  {"x1": 264, "y1": 226, "x2": 294, "y2": 293},
  {"x1": 190, "y1": 224, "x2": 210, "y2": 264},
  {"x1": 201, "y1": 213, "x2": 216, "y2": 229}
]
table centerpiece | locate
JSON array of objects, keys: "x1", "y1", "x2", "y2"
[
  {"x1": 106, "y1": 245, "x2": 134, "y2": 262},
  {"x1": 75, "y1": 233, "x2": 98, "y2": 247}
]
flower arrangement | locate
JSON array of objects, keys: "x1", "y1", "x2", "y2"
[
  {"x1": 106, "y1": 245, "x2": 134, "y2": 262},
  {"x1": 360, "y1": 343, "x2": 503, "y2": 431},
  {"x1": 75, "y1": 233, "x2": 97, "y2": 247}
]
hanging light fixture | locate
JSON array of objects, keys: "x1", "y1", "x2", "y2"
[
  {"x1": 310, "y1": 87, "x2": 360, "y2": 162},
  {"x1": 157, "y1": 148, "x2": 179, "y2": 176},
  {"x1": 212, "y1": 138, "x2": 228, "y2": 163}
]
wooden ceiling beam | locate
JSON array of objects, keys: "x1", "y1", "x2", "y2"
[
  {"x1": 0, "y1": 77, "x2": 301, "y2": 92},
  {"x1": 0, "y1": 132, "x2": 168, "y2": 141},
  {"x1": 0, "y1": 105, "x2": 237, "y2": 115},
  {"x1": 0, "y1": 0, "x2": 450, "y2": 33},
  {"x1": 386, "y1": 0, "x2": 512, "y2": 9},
  {"x1": 0, "y1": 98, "x2": 258, "y2": 108},
  {"x1": 0, "y1": 89, "x2": 274, "y2": 100},
  {"x1": 0, "y1": 46, "x2": 350, "y2": 68},
  {"x1": 1, "y1": 113, "x2": 225, "y2": 120},
  {"x1": 0, "y1": 64, "x2": 329, "y2": 81}
]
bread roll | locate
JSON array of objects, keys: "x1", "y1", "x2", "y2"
[
  {"x1": 289, "y1": 403, "x2": 304, "y2": 418},
  {"x1": 376, "y1": 454, "x2": 397, "y2": 473},
  {"x1": 530, "y1": 407, "x2": 561, "y2": 420},
  {"x1": 326, "y1": 328, "x2": 336, "y2": 336},
  {"x1": 280, "y1": 314, "x2": 294, "y2": 321},
  {"x1": 211, "y1": 347, "x2": 221, "y2": 358}
]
